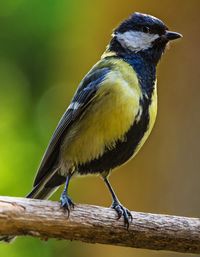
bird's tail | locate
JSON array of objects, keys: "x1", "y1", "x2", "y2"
[{"x1": 0, "y1": 169, "x2": 63, "y2": 243}]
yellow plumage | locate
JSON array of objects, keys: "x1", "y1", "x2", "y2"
[{"x1": 61, "y1": 58, "x2": 157, "y2": 169}]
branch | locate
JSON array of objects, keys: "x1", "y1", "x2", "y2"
[{"x1": 0, "y1": 196, "x2": 199, "y2": 254}]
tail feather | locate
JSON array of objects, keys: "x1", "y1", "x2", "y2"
[
  {"x1": 0, "y1": 169, "x2": 64, "y2": 243},
  {"x1": 26, "y1": 182, "x2": 58, "y2": 200}
]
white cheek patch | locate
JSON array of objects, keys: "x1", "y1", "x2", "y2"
[{"x1": 116, "y1": 31, "x2": 160, "y2": 52}]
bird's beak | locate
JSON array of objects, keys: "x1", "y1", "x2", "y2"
[{"x1": 165, "y1": 31, "x2": 183, "y2": 41}]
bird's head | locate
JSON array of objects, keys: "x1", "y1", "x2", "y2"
[{"x1": 108, "y1": 12, "x2": 182, "y2": 64}]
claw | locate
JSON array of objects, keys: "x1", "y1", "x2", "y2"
[
  {"x1": 113, "y1": 204, "x2": 123, "y2": 219},
  {"x1": 111, "y1": 201, "x2": 133, "y2": 229},
  {"x1": 60, "y1": 194, "x2": 75, "y2": 217}
]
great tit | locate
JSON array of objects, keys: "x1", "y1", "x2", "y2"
[{"x1": 1, "y1": 12, "x2": 182, "y2": 242}]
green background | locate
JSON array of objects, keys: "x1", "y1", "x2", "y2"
[{"x1": 0, "y1": 1, "x2": 199, "y2": 257}]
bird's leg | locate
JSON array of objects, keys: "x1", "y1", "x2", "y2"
[
  {"x1": 103, "y1": 177, "x2": 132, "y2": 228},
  {"x1": 60, "y1": 174, "x2": 74, "y2": 214}
]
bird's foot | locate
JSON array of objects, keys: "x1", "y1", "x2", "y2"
[
  {"x1": 111, "y1": 201, "x2": 133, "y2": 229},
  {"x1": 60, "y1": 194, "x2": 74, "y2": 215}
]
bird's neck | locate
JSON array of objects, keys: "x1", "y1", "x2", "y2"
[
  {"x1": 108, "y1": 36, "x2": 165, "y2": 65},
  {"x1": 104, "y1": 37, "x2": 161, "y2": 98},
  {"x1": 121, "y1": 52, "x2": 156, "y2": 98}
]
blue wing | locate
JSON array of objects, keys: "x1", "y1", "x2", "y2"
[{"x1": 33, "y1": 66, "x2": 110, "y2": 186}]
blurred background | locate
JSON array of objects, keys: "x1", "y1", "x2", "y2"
[{"x1": 0, "y1": 0, "x2": 199, "y2": 256}]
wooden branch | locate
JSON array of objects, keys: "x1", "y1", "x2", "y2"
[{"x1": 0, "y1": 196, "x2": 199, "y2": 254}]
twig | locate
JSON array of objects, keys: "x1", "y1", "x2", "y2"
[{"x1": 0, "y1": 196, "x2": 199, "y2": 254}]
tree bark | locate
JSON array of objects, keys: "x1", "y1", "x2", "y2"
[{"x1": 0, "y1": 196, "x2": 199, "y2": 254}]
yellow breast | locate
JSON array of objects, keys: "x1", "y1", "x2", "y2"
[{"x1": 61, "y1": 59, "x2": 143, "y2": 165}]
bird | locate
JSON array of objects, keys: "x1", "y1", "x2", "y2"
[{"x1": 1, "y1": 12, "x2": 182, "y2": 242}]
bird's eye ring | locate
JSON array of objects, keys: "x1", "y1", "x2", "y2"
[{"x1": 142, "y1": 26, "x2": 150, "y2": 33}]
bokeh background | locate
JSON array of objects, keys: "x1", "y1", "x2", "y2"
[{"x1": 0, "y1": 0, "x2": 199, "y2": 257}]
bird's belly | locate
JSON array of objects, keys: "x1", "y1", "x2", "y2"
[
  {"x1": 77, "y1": 86, "x2": 157, "y2": 174},
  {"x1": 61, "y1": 77, "x2": 141, "y2": 171}
]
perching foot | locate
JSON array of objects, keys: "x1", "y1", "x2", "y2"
[
  {"x1": 60, "y1": 194, "x2": 74, "y2": 216},
  {"x1": 111, "y1": 201, "x2": 133, "y2": 229}
]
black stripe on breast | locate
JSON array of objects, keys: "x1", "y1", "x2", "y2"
[{"x1": 77, "y1": 96, "x2": 150, "y2": 175}]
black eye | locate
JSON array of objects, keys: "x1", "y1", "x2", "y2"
[{"x1": 142, "y1": 26, "x2": 150, "y2": 33}]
